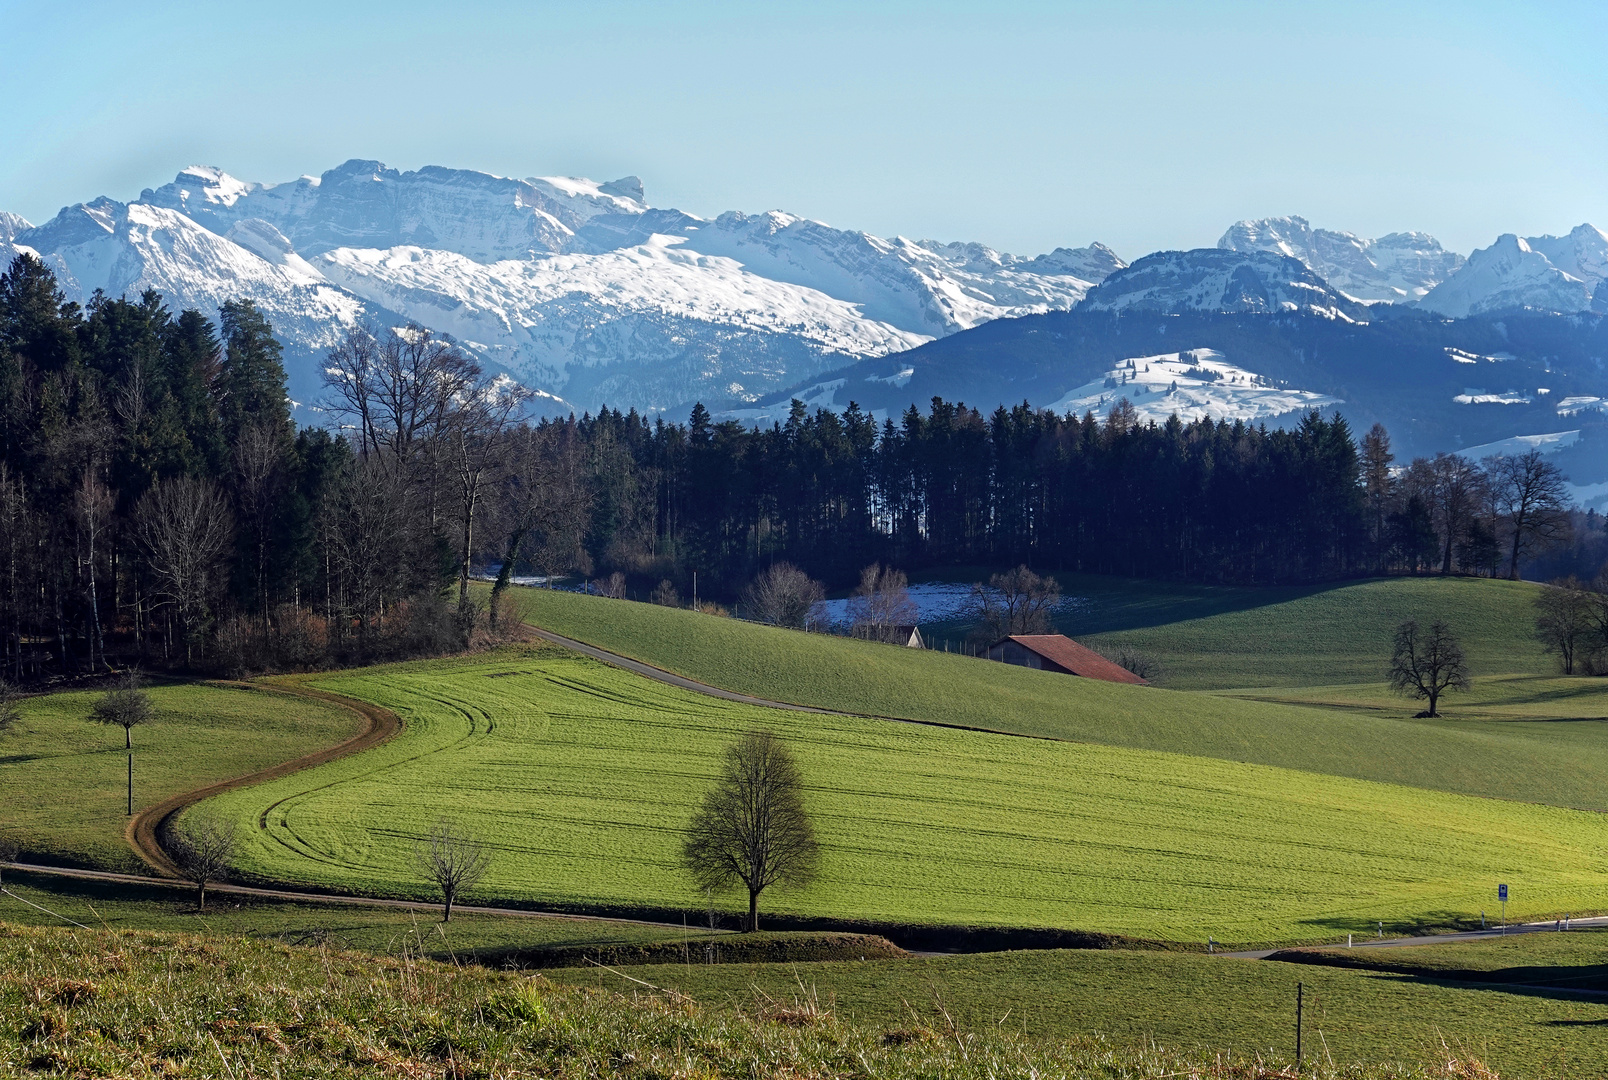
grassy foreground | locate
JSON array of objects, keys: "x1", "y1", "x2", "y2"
[
  {"x1": 556, "y1": 947, "x2": 1608, "y2": 1079},
  {"x1": 0, "y1": 921, "x2": 1521, "y2": 1080},
  {"x1": 0, "y1": 681, "x2": 361, "y2": 872},
  {"x1": 507, "y1": 585, "x2": 1608, "y2": 811},
  {"x1": 196, "y1": 648, "x2": 1608, "y2": 943}
]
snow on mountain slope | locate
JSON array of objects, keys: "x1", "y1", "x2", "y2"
[
  {"x1": 314, "y1": 236, "x2": 927, "y2": 407},
  {"x1": 1081, "y1": 249, "x2": 1369, "y2": 320},
  {"x1": 1417, "y1": 232, "x2": 1599, "y2": 317},
  {"x1": 667, "y1": 211, "x2": 1113, "y2": 335},
  {"x1": 0, "y1": 211, "x2": 31, "y2": 243},
  {"x1": 4, "y1": 159, "x2": 1132, "y2": 413},
  {"x1": 1456, "y1": 429, "x2": 1579, "y2": 459},
  {"x1": 1042, "y1": 349, "x2": 1342, "y2": 423},
  {"x1": 1218, "y1": 216, "x2": 1462, "y2": 302},
  {"x1": 9, "y1": 200, "x2": 364, "y2": 359}
]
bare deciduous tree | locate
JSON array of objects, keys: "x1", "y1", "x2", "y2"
[
  {"x1": 742, "y1": 563, "x2": 825, "y2": 630},
  {"x1": 1536, "y1": 578, "x2": 1595, "y2": 675},
  {"x1": 1388, "y1": 619, "x2": 1470, "y2": 717},
  {"x1": 135, "y1": 478, "x2": 234, "y2": 665},
  {"x1": 1095, "y1": 644, "x2": 1164, "y2": 683},
  {"x1": 73, "y1": 469, "x2": 113, "y2": 669},
  {"x1": 173, "y1": 813, "x2": 237, "y2": 910},
  {"x1": 0, "y1": 678, "x2": 21, "y2": 735},
  {"x1": 968, "y1": 565, "x2": 1061, "y2": 645},
  {"x1": 847, "y1": 563, "x2": 919, "y2": 642},
  {"x1": 414, "y1": 819, "x2": 493, "y2": 922},
  {"x1": 1491, "y1": 451, "x2": 1572, "y2": 580},
  {"x1": 448, "y1": 374, "x2": 530, "y2": 608},
  {"x1": 233, "y1": 420, "x2": 286, "y2": 633},
  {"x1": 91, "y1": 669, "x2": 153, "y2": 749},
  {"x1": 682, "y1": 731, "x2": 818, "y2": 932}
]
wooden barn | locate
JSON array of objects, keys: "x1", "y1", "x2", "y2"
[{"x1": 986, "y1": 634, "x2": 1147, "y2": 684}]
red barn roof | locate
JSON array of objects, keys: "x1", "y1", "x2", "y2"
[{"x1": 997, "y1": 635, "x2": 1148, "y2": 684}]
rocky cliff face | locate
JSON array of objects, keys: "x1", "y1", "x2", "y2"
[{"x1": 1217, "y1": 215, "x2": 1463, "y2": 302}]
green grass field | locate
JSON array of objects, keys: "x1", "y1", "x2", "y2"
[
  {"x1": 0, "y1": 681, "x2": 361, "y2": 872},
  {"x1": 1269, "y1": 927, "x2": 1608, "y2": 993},
  {"x1": 5, "y1": 921, "x2": 1521, "y2": 1080},
  {"x1": 187, "y1": 647, "x2": 1608, "y2": 944},
  {"x1": 1059, "y1": 575, "x2": 1554, "y2": 688},
  {"x1": 506, "y1": 584, "x2": 1608, "y2": 811},
  {"x1": 553, "y1": 946, "x2": 1608, "y2": 1079},
  {"x1": 0, "y1": 868, "x2": 724, "y2": 963}
]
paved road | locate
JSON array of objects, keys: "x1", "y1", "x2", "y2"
[
  {"x1": 1223, "y1": 915, "x2": 1608, "y2": 959},
  {"x1": 4, "y1": 861, "x2": 717, "y2": 933}
]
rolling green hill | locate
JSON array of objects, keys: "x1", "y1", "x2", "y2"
[
  {"x1": 0, "y1": 682, "x2": 361, "y2": 872},
  {"x1": 504, "y1": 584, "x2": 1608, "y2": 811},
  {"x1": 195, "y1": 649, "x2": 1608, "y2": 944}
]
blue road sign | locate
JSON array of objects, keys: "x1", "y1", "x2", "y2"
[{"x1": 1499, "y1": 883, "x2": 1508, "y2": 902}]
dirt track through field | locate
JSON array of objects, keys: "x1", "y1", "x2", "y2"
[{"x1": 124, "y1": 681, "x2": 402, "y2": 877}]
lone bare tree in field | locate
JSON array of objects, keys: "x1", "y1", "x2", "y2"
[
  {"x1": 967, "y1": 565, "x2": 1061, "y2": 646},
  {"x1": 91, "y1": 670, "x2": 153, "y2": 749},
  {"x1": 1536, "y1": 578, "x2": 1595, "y2": 675},
  {"x1": 1388, "y1": 619, "x2": 1470, "y2": 718},
  {"x1": 683, "y1": 731, "x2": 818, "y2": 932},
  {"x1": 415, "y1": 819, "x2": 493, "y2": 922},
  {"x1": 173, "y1": 814, "x2": 237, "y2": 910},
  {"x1": 742, "y1": 564, "x2": 826, "y2": 630}
]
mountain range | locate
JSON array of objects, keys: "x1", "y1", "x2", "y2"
[{"x1": 5, "y1": 159, "x2": 1608, "y2": 491}]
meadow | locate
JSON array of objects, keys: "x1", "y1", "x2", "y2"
[
  {"x1": 0, "y1": 681, "x2": 361, "y2": 872},
  {"x1": 553, "y1": 946, "x2": 1608, "y2": 1079},
  {"x1": 192, "y1": 647, "x2": 1608, "y2": 944},
  {"x1": 1270, "y1": 927, "x2": 1608, "y2": 992},
  {"x1": 0, "y1": 868, "x2": 724, "y2": 963},
  {"x1": 506, "y1": 583, "x2": 1608, "y2": 811},
  {"x1": 0, "y1": 920, "x2": 1521, "y2": 1080}
]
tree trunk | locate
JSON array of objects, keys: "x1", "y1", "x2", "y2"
[
  {"x1": 748, "y1": 888, "x2": 759, "y2": 932},
  {"x1": 198, "y1": 882, "x2": 206, "y2": 911},
  {"x1": 443, "y1": 890, "x2": 454, "y2": 923},
  {"x1": 1427, "y1": 687, "x2": 1439, "y2": 718},
  {"x1": 488, "y1": 527, "x2": 526, "y2": 631},
  {"x1": 125, "y1": 725, "x2": 131, "y2": 750}
]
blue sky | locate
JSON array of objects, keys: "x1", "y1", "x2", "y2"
[{"x1": 1, "y1": 0, "x2": 1603, "y2": 259}]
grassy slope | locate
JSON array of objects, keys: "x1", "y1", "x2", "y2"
[
  {"x1": 1271, "y1": 928, "x2": 1608, "y2": 993},
  {"x1": 195, "y1": 648, "x2": 1608, "y2": 943},
  {"x1": 0, "y1": 682, "x2": 361, "y2": 872},
  {"x1": 1054, "y1": 575, "x2": 1553, "y2": 688},
  {"x1": 0, "y1": 921, "x2": 1527, "y2": 1080},
  {"x1": 556, "y1": 947, "x2": 1608, "y2": 1079},
  {"x1": 0, "y1": 869, "x2": 720, "y2": 962},
  {"x1": 506, "y1": 585, "x2": 1608, "y2": 811}
]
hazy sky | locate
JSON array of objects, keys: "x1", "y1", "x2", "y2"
[{"x1": 2, "y1": 0, "x2": 1603, "y2": 260}]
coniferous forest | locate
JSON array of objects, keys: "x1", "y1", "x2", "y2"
[{"x1": 0, "y1": 254, "x2": 1573, "y2": 681}]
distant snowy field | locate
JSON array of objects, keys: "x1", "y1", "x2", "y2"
[{"x1": 1045, "y1": 349, "x2": 1342, "y2": 424}]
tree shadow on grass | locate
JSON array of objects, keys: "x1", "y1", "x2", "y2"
[{"x1": 1298, "y1": 911, "x2": 1486, "y2": 937}]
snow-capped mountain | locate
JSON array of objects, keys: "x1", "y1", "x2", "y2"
[
  {"x1": 1080, "y1": 249, "x2": 1369, "y2": 320},
  {"x1": 1417, "y1": 225, "x2": 1608, "y2": 317},
  {"x1": 1217, "y1": 216, "x2": 1463, "y2": 302},
  {"x1": 1, "y1": 160, "x2": 1121, "y2": 412},
  {"x1": 0, "y1": 212, "x2": 30, "y2": 243},
  {"x1": 3, "y1": 197, "x2": 367, "y2": 373}
]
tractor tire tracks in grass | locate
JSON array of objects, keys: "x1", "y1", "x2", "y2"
[{"x1": 125, "y1": 682, "x2": 402, "y2": 877}]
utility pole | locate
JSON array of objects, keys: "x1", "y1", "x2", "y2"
[{"x1": 693, "y1": 571, "x2": 698, "y2": 613}]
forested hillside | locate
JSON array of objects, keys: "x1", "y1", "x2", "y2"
[{"x1": 0, "y1": 251, "x2": 1574, "y2": 682}]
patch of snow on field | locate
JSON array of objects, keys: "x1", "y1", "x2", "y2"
[
  {"x1": 1456, "y1": 430, "x2": 1579, "y2": 459},
  {"x1": 1043, "y1": 349, "x2": 1341, "y2": 423},
  {"x1": 1453, "y1": 389, "x2": 1533, "y2": 404}
]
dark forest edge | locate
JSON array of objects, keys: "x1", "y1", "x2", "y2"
[{"x1": 0, "y1": 252, "x2": 1586, "y2": 685}]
